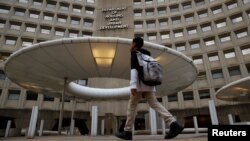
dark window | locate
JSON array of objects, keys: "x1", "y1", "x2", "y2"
[
  {"x1": 168, "y1": 94, "x2": 177, "y2": 102},
  {"x1": 26, "y1": 91, "x2": 38, "y2": 100},
  {"x1": 0, "y1": 70, "x2": 6, "y2": 80},
  {"x1": 44, "y1": 95, "x2": 54, "y2": 101},
  {"x1": 211, "y1": 69, "x2": 223, "y2": 79},
  {"x1": 228, "y1": 66, "x2": 241, "y2": 76},
  {"x1": 8, "y1": 90, "x2": 21, "y2": 100},
  {"x1": 246, "y1": 63, "x2": 250, "y2": 75},
  {"x1": 183, "y1": 91, "x2": 193, "y2": 100},
  {"x1": 199, "y1": 90, "x2": 210, "y2": 99}
]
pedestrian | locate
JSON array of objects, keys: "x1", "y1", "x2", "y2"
[{"x1": 115, "y1": 37, "x2": 184, "y2": 140}]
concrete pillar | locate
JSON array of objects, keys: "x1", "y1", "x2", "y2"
[
  {"x1": 91, "y1": 106, "x2": 98, "y2": 136},
  {"x1": 101, "y1": 119, "x2": 105, "y2": 135},
  {"x1": 228, "y1": 114, "x2": 234, "y2": 125},
  {"x1": 145, "y1": 113, "x2": 149, "y2": 130},
  {"x1": 27, "y1": 106, "x2": 39, "y2": 139},
  {"x1": 132, "y1": 125, "x2": 135, "y2": 135},
  {"x1": 39, "y1": 120, "x2": 44, "y2": 136},
  {"x1": 149, "y1": 108, "x2": 157, "y2": 135},
  {"x1": 4, "y1": 120, "x2": 11, "y2": 138},
  {"x1": 162, "y1": 118, "x2": 166, "y2": 135},
  {"x1": 58, "y1": 78, "x2": 67, "y2": 135},
  {"x1": 208, "y1": 100, "x2": 219, "y2": 125},
  {"x1": 193, "y1": 116, "x2": 199, "y2": 134},
  {"x1": 70, "y1": 119, "x2": 75, "y2": 135}
]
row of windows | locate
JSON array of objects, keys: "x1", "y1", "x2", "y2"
[
  {"x1": 134, "y1": 11, "x2": 250, "y2": 28},
  {"x1": 15, "y1": 0, "x2": 95, "y2": 6},
  {"x1": 134, "y1": 0, "x2": 250, "y2": 10},
  {"x1": 168, "y1": 89, "x2": 211, "y2": 102},
  {"x1": 135, "y1": 27, "x2": 248, "y2": 48},
  {"x1": 0, "y1": 5, "x2": 95, "y2": 17},
  {"x1": 0, "y1": 8, "x2": 95, "y2": 25}
]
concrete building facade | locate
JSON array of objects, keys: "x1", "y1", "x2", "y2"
[{"x1": 0, "y1": 0, "x2": 250, "y2": 136}]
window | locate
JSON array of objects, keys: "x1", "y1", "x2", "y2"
[
  {"x1": 216, "y1": 20, "x2": 227, "y2": 28},
  {"x1": 211, "y1": 69, "x2": 223, "y2": 79},
  {"x1": 26, "y1": 91, "x2": 38, "y2": 100},
  {"x1": 0, "y1": 52, "x2": 11, "y2": 62},
  {"x1": 183, "y1": 91, "x2": 193, "y2": 100},
  {"x1": 33, "y1": 0, "x2": 42, "y2": 6},
  {"x1": 82, "y1": 31, "x2": 92, "y2": 37},
  {"x1": 158, "y1": 7, "x2": 166, "y2": 15},
  {"x1": 230, "y1": 13, "x2": 243, "y2": 24},
  {"x1": 44, "y1": 13, "x2": 53, "y2": 21},
  {"x1": 8, "y1": 90, "x2": 21, "y2": 100},
  {"x1": 228, "y1": 66, "x2": 241, "y2": 76},
  {"x1": 241, "y1": 45, "x2": 250, "y2": 55},
  {"x1": 134, "y1": 10, "x2": 142, "y2": 17},
  {"x1": 185, "y1": 14, "x2": 194, "y2": 22},
  {"x1": 199, "y1": 90, "x2": 210, "y2": 99},
  {"x1": 71, "y1": 17, "x2": 80, "y2": 25},
  {"x1": 243, "y1": 0, "x2": 250, "y2": 4},
  {"x1": 224, "y1": 49, "x2": 236, "y2": 59},
  {"x1": 134, "y1": 21, "x2": 143, "y2": 29},
  {"x1": 212, "y1": 6, "x2": 222, "y2": 14},
  {"x1": 10, "y1": 22, "x2": 21, "y2": 30},
  {"x1": 148, "y1": 33, "x2": 157, "y2": 41},
  {"x1": 44, "y1": 95, "x2": 54, "y2": 101},
  {"x1": 193, "y1": 56, "x2": 203, "y2": 64},
  {"x1": 246, "y1": 63, "x2": 250, "y2": 75},
  {"x1": 0, "y1": 5, "x2": 10, "y2": 14},
  {"x1": 195, "y1": 0, "x2": 205, "y2": 6},
  {"x1": 0, "y1": 70, "x2": 6, "y2": 80},
  {"x1": 21, "y1": 38, "x2": 33, "y2": 47},
  {"x1": 158, "y1": 0, "x2": 165, "y2": 3},
  {"x1": 85, "y1": 7, "x2": 94, "y2": 15},
  {"x1": 55, "y1": 28, "x2": 65, "y2": 36},
  {"x1": 73, "y1": 5, "x2": 82, "y2": 13},
  {"x1": 182, "y1": 1, "x2": 192, "y2": 10},
  {"x1": 87, "y1": 0, "x2": 95, "y2": 3},
  {"x1": 201, "y1": 23, "x2": 211, "y2": 32},
  {"x1": 172, "y1": 17, "x2": 181, "y2": 24},
  {"x1": 26, "y1": 24, "x2": 36, "y2": 32},
  {"x1": 147, "y1": 21, "x2": 155, "y2": 28},
  {"x1": 159, "y1": 19, "x2": 168, "y2": 26},
  {"x1": 226, "y1": 1, "x2": 238, "y2": 9},
  {"x1": 46, "y1": 0, "x2": 56, "y2": 9},
  {"x1": 58, "y1": 15, "x2": 67, "y2": 23},
  {"x1": 145, "y1": 0, "x2": 153, "y2": 5},
  {"x1": 170, "y1": 5, "x2": 179, "y2": 13},
  {"x1": 41, "y1": 26, "x2": 51, "y2": 34},
  {"x1": 19, "y1": 0, "x2": 28, "y2": 3},
  {"x1": 235, "y1": 28, "x2": 248, "y2": 38},
  {"x1": 176, "y1": 43, "x2": 186, "y2": 51},
  {"x1": 197, "y1": 71, "x2": 206, "y2": 80},
  {"x1": 59, "y1": 2, "x2": 69, "y2": 11},
  {"x1": 84, "y1": 19, "x2": 93, "y2": 27},
  {"x1": 5, "y1": 36, "x2": 17, "y2": 45},
  {"x1": 0, "y1": 20, "x2": 5, "y2": 28},
  {"x1": 208, "y1": 53, "x2": 219, "y2": 62},
  {"x1": 198, "y1": 10, "x2": 208, "y2": 18},
  {"x1": 146, "y1": 9, "x2": 154, "y2": 16},
  {"x1": 14, "y1": 8, "x2": 25, "y2": 16},
  {"x1": 134, "y1": 0, "x2": 141, "y2": 5},
  {"x1": 160, "y1": 31, "x2": 170, "y2": 39},
  {"x1": 168, "y1": 94, "x2": 177, "y2": 102},
  {"x1": 190, "y1": 41, "x2": 200, "y2": 49},
  {"x1": 204, "y1": 38, "x2": 215, "y2": 46},
  {"x1": 29, "y1": 10, "x2": 40, "y2": 19},
  {"x1": 69, "y1": 30, "x2": 78, "y2": 38},
  {"x1": 219, "y1": 34, "x2": 231, "y2": 42},
  {"x1": 187, "y1": 27, "x2": 197, "y2": 35},
  {"x1": 174, "y1": 30, "x2": 183, "y2": 37}
]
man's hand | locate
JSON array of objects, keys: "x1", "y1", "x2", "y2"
[{"x1": 131, "y1": 89, "x2": 137, "y2": 96}]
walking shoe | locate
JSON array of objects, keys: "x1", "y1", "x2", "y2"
[
  {"x1": 115, "y1": 131, "x2": 132, "y2": 140},
  {"x1": 165, "y1": 121, "x2": 184, "y2": 139}
]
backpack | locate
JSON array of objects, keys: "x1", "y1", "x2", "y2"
[{"x1": 136, "y1": 51, "x2": 163, "y2": 86}]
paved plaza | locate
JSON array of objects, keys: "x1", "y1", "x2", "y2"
[{"x1": 1, "y1": 134, "x2": 207, "y2": 141}]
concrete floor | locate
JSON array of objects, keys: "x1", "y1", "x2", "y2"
[{"x1": 1, "y1": 134, "x2": 207, "y2": 141}]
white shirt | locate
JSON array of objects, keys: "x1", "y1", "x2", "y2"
[{"x1": 130, "y1": 69, "x2": 156, "y2": 92}]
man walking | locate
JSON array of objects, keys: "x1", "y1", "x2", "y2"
[{"x1": 115, "y1": 37, "x2": 184, "y2": 140}]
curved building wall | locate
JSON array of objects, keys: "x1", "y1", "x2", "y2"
[{"x1": 0, "y1": 0, "x2": 250, "y2": 135}]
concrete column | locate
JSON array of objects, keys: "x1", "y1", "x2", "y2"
[
  {"x1": 208, "y1": 100, "x2": 219, "y2": 125},
  {"x1": 70, "y1": 97, "x2": 76, "y2": 135},
  {"x1": 193, "y1": 116, "x2": 199, "y2": 134},
  {"x1": 132, "y1": 125, "x2": 135, "y2": 135},
  {"x1": 161, "y1": 118, "x2": 166, "y2": 135},
  {"x1": 91, "y1": 106, "x2": 98, "y2": 136},
  {"x1": 145, "y1": 113, "x2": 149, "y2": 130},
  {"x1": 149, "y1": 108, "x2": 157, "y2": 135},
  {"x1": 228, "y1": 114, "x2": 234, "y2": 125},
  {"x1": 39, "y1": 120, "x2": 44, "y2": 136},
  {"x1": 27, "y1": 106, "x2": 39, "y2": 139},
  {"x1": 101, "y1": 119, "x2": 105, "y2": 135},
  {"x1": 58, "y1": 78, "x2": 67, "y2": 135},
  {"x1": 4, "y1": 120, "x2": 11, "y2": 138}
]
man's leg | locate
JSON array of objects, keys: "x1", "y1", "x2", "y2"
[
  {"x1": 144, "y1": 92, "x2": 183, "y2": 139},
  {"x1": 115, "y1": 93, "x2": 141, "y2": 140}
]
